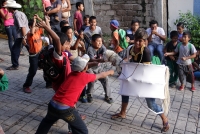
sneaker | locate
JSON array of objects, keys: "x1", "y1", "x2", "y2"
[
  {"x1": 6, "y1": 66, "x2": 19, "y2": 70},
  {"x1": 23, "y1": 87, "x2": 32, "y2": 93},
  {"x1": 87, "y1": 94, "x2": 93, "y2": 103},
  {"x1": 191, "y1": 87, "x2": 195, "y2": 92},
  {"x1": 179, "y1": 86, "x2": 184, "y2": 91},
  {"x1": 80, "y1": 96, "x2": 88, "y2": 103},
  {"x1": 104, "y1": 97, "x2": 113, "y2": 104}
]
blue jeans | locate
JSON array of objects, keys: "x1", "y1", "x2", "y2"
[
  {"x1": 11, "y1": 38, "x2": 23, "y2": 67},
  {"x1": 122, "y1": 95, "x2": 162, "y2": 113},
  {"x1": 148, "y1": 43, "x2": 164, "y2": 64},
  {"x1": 35, "y1": 103, "x2": 88, "y2": 134},
  {"x1": 194, "y1": 71, "x2": 200, "y2": 78},
  {"x1": 23, "y1": 53, "x2": 39, "y2": 87},
  {"x1": 5, "y1": 25, "x2": 17, "y2": 52}
]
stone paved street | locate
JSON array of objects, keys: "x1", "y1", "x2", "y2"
[{"x1": 0, "y1": 38, "x2": 200, "y2": 134}]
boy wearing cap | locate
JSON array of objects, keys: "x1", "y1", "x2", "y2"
[
  {"x1": 36, "y1": 54, "x2": 114, "y2": 134},
  {"x1": 110, "y1": 20, "x2": 124, "y2": 57}
]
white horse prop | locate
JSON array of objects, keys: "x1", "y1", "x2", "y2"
[{"x1": 103, "y1": 50, "x2": 122, "y2": 74}]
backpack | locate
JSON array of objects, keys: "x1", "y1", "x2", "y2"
[
  {"x1": 38, "y1": 46, "x2": 66, "y2": 81},
  {"x1": 118, "y1": 29, "x2": 129, "y2": 49},
  {"x1": 177, "y1": 42, "x2": 194, "y2": 63}
]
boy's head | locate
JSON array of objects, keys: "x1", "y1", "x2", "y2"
[
  {"x1": 134, "y1": 28, "x2": 148, "y2": 48},
  {"x1": 28, "y1": 19, "x2": 39, "y2": 30},
  {"x1": 177, "y1": 22, "x2": 184, "y2": 34},
  {"x1": 110, "y1": 20, "x2": 119, "y2": 31},
  {"x1": 56, "y1": 32, "x2": 70, "y2": 51},
  {"x1": 89, "y1": 16, "x2": 97, "y2": 27},
  {"x1": 84, "y1": 15, "x2": 90, "y2": 25},
  {"x1": 76, "y1": 2, "x2": 84, "y2": 11},
  {"x1": 170, "y1": 31, "x2": 179, "y2": 43},
  {"x1": 71, "y1": 54, "x2": 90, "y2": 72},
  {"x1": 92, "y1": 34, "x2": 102, "y2": 49},
  {"x1": 28, "y1": 19, "x2": 34, "y2": 28},
  {"x1": 61, "y1": 26, "x2": 73, "y2": 40},
  {"x1": 131, "y1": 19, "x2": 140, "y2": 31},
  {"x1": 60, "y1": 20, "x2": 69, "y2": 28},
  {"x1": 182, "y1": 31, "x2": 191, "y2": 44},
  {"x1": 149, "y1": 20, "x2": 158, "y2": 31}
]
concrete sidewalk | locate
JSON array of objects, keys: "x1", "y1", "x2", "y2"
[{"x1": 0, "y1": 38, "x2": 200, "y2": 134}]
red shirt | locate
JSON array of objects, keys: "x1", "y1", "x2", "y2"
[
  {"x1": 52, "y1": 51, "x2": 71, "y2": 92},
  {"x1": 74, "y1": 11, "x2": 83, "y2": 31},
  {"x1": 53, "y1": 72, "x2": 96, "y2": 107}
]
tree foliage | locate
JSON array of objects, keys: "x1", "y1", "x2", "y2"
[{"x1": 174, "y1": 11, "x2": 200, "y2": 47}]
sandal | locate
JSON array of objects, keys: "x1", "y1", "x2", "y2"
[
  {"x1": 111, "y1": 113, "x2": 126, "y2": 119},
  {"x1": 6, "y1": 66, "x2": 19, "y2": 70},
  {"x1": 161, "y1": 121, "x2": 169, "y2": 132},
  {"x1": 104, "y1": 97, "x2": 113, "y2": 104}
]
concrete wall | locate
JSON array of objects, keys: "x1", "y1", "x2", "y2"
[
  {"x1": 69, "y1": 0, "x2": 167, "y2": 35},
  {"x1": 168, "y1": 0, "x2": 194, "y2": 32},
  {"x1": 89, "y1": 0, "x2": 167, "y2": 34}
]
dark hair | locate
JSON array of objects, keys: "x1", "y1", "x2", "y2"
[
  {"x1": 183, "y1": 31, "x2": 191, "y2": 38},
  {"x1": 149, "y1": 20, "x2": 158, "y2": 27},
  {"x1": 76, "y1": 2, "x2": 83, "y2": 9},
  {"x1": 61, "y1": 26, "x2": 72, "y2": 34},
  {"x1": 84, "y1": 15, "x2": 90, "y2": 20},
  {"x1": 89, "y1": 16, "x2": 96, "y2": 23},
  {"x1": 134, "y1": 28, "x2": 148, "y2": 40},
  {"x1": 1, "y1": 0, "x2": 6, "y2": 7},
  {"x1": 177, "y1": 22, "x2": 184, "y2": 28},
  {"x1": 28, "y1": 19, "x2": 34, "y2": 27},
  {"x1": 131, "y1": 19, "x2": 140, "y2": 25},
  {"x1": 60, "y1": 20, "x2": 69, "y2": 28},
  {"x1": 170, "y1": 31, "x2": 179, "y2": 39},
  {"x1": 56, "y1": 32, "x2": 69, "y2": 46},
  {"x1": 92, "y1": 34, "x2": 102, "y2": 42}
]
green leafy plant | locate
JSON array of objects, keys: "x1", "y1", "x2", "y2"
[
  {"x1": 174, "y1": 11, "x2": 200, "y2": 48},
  {"x1": 21, "y1": 0, "x2": 44, "y2": 20}
]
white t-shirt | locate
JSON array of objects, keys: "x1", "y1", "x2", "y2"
[
  {"x1": 84, "y1": 26, "x2": 103, "y2": 39},
  {"x1": 146, "y1": 27, "x2": 165, "y2": 45}
]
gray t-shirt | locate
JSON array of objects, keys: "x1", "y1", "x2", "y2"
[
  {"x1": 175, "y1": 43, "x2": 197, "y2": 65},
  {"x1": 50, "y1": 0, "x2": 62, "y2": 25},
  {"x1": 87, "y1": 45, "x2": 106, "y2": 73},
  {"x1": 14, "y1": 10, "x2": 29, "y2": 38},
  {"x1": 84, "y1": 26, "x2": 103, "y2": 39},
  {"x1": 87, "y1": 45, "x2": 106, "y2": 59}
]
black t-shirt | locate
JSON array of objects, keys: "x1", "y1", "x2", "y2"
[
  {"x1": 129, "y1": 47, "x2": 151, "y2": 63},
  {"x1": 165, "y1": 41, "x2": 178, "y2": 60}
]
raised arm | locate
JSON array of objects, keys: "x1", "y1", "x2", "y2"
[{"x1": 37, "y1": 21, "x2": 62, "y2": 55}]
